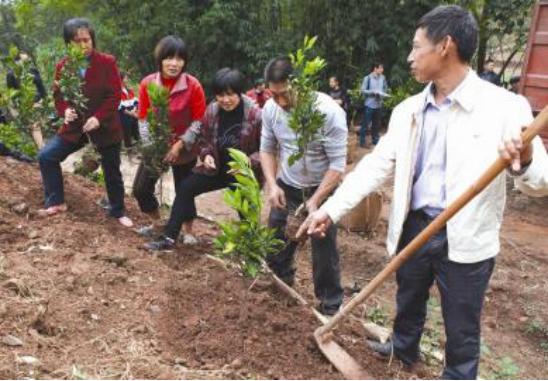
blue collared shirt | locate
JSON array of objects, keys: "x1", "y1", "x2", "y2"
[{"x1": 410, "y1": 72, "x2": 471, "y2": 216}]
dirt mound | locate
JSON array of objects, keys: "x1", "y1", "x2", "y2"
[{"x1": 0, "y1": 156, "x2": 433, "y2": 379}]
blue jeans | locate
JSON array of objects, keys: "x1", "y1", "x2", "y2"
[
  {"x1": 39, "y1": 135, "x2": 126, "y2": 218},
  {"x1": 360, "y1": 106, "x2": 382, "y2": 146}
]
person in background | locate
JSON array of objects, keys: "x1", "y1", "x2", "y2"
[
  {"x1": 6, "y1": 51, "x2": 47, "y2": 102},
  {"x1": 6, "y1": 50, "x2": 47, "y2": 149},
  {"x1": 360, "y1": 62, "x2": 389, "y2": 147},
  {"x1": 509, "y1": 75, "x2": 520, "y2": 94},
  {"x1": 246, "y1": 78, "x2": 271, "y2": 109},
  {"x1": 132, "y1": 35, "x2": 206, "y2": 239},
  {"x1": 327, "y1": 76, "x2": 349, "y2": 112},
  {"x1": 145, "y1": 68, "x2": 262, "y2": 250},
  {"x1": 38, "y1": 18, "x2": 134, "y2": 227},
  {"x1": 118, "y1": 71, "x2": 139, "y2": 150},
  {"x1": 479, "y1": 58, "x2": 501, "y2": 86}
]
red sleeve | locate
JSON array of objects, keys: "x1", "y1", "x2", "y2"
[
  {"x1": 53, "y1": 60, "x2": 70, "y2": 118},
  {"x1": 93, "y1": 56, "x2": 122, "y2": 124},
  {"x1": 138, "y1": 79, "x2": 150, "y2": 120},
  {"x1": 189, "y1": 80, "x2": 206, "y2": 121}
]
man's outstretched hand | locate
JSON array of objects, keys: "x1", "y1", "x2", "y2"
[{"x1": 296, "y1": 210, "x2": 333, "y2": 239}]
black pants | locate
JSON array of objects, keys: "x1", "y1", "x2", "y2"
[
  {"x1": 132, "y1": 160, "x2": 196, "y2": 214},
  {"x1": 393, "y1": 210, "x2": 495, "y2": 380},
  {"x1": 266, "y1": 180, "x2": 343, "y2": 310},
  {"x1": 164, "y1": 171, "x2": 234, "y2": 239},
  {"x1": 120, "y1": 112, "x2": 139, "y2": 148},
  {"x1": 39, "y1": 135, "x2": 126, "y2": 217}
]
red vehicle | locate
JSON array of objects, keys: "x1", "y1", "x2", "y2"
[{"x1": 520, "y1": 0, "x2": 548, "y2": 147}]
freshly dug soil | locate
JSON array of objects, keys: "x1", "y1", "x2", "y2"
[{"x1": 0, "y1": 157, "x2": 432, "y2": 380}]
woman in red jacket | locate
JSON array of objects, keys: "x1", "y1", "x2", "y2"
[
  {"x1": 38, "y1": 18, "x2": 133, "y2": 227},
  {"x1": 133, "y1": 35, "x2": 206, "y2": 238}
]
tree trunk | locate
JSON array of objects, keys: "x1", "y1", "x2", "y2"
[{"x1": 476, "y1": 0, "x2": 493, "y2": 73}]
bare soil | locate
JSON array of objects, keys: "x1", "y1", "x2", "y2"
[{"x1": 0, "y1": 156, "x2": 429, "y2": 380}]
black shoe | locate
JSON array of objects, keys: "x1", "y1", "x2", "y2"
[
  {"x1": 144, "y1": 236, "x2": 175, "y2": 251},
  {"x1": 366, "y1": 339, "x2": 393, "y2": 357},
  {"x1": 318, "y1": 304, "x2": 341, "y2": 316}
]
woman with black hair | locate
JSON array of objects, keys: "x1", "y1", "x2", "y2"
[
  {"x1": 38, "y1": 18, "x2": 134, "y2": 227},
  {"x1": 133, "y1": 35, "x2": 206, "y2": 237},
  {"x1": 145, "y1": 68, "x2": 263, "y2": 250}
]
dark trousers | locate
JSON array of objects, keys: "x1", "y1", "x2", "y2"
[
  {"x1": 164, "y1": 171, "x2": 234, "y2": 239},
  {"x1": 360, "y1": 106, "x2": 382, "y2": 146},
  {"x1": 393, "y1": 210, "x2": 495, "y2": 380},
  {"x1": 132, "y1": 160, "x2": 196, "y2": 214},
  {"x1": 39, "y1": 135, "x2": 126, "y2": 218},
  {"x1": 266, "y1": 180, "x2": 343, "y2": 310},
  {"x1": 120, "y1": 112, "x2": 139, "y2": 148}
]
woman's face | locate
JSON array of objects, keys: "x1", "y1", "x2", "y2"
[
  {"x1": 72, "y1": 28, "x2": 93, "y2": 56},
  {"x1": 216, "y1": 90, "x2": 241, "y2": 112},
  {"x1": 161, "y1": 56, "x2": 185, "y2": 78}
]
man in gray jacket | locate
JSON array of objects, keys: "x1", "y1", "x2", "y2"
[{"x1": 360, "y1": 62, "x2": 389, "y2": 147}]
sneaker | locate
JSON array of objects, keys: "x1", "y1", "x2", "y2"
[
  {"x1": 135, "y1": 225, "x2": 156, "y2": 237},
  {"x1": 144, "y1": 236, "x2": 176, "y2": 251},
  {"x1": 118, "y1": 216, "x2": 135, "y2": 228},
  {"x1": 181, "y1": 234, "x2": 198, "y2": 245},
  {"x1": 366, "y1": 339, "x2": 393, "y2": 357}
]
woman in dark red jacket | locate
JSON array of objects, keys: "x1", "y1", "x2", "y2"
[
  {"x1": 38, "y1": 18, "x2": 133, "y2": 227},
  {"x1": 133, "y1": 35, "x2": 206, "y2": 237}
]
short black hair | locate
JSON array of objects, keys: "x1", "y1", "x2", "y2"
[
  {"x1": 254, "y1": 78, "x2": 265, "y2": 87},
  {"x1": 485, "y1": 58, "x2": 495, "y2": 64},
  {"x1": 373, "y1": 62, "x2": 383, "y2": 70},
  {"x1": 417, "y1": 5, "x2": 478, "y2": 63},
  {"x1": 265, "y1": 56, "x2": 293, "y2": 83},
  {"x1": 212, "y1": 68, "x2": 245, "y2": 96},
  {"x1": 509, "y1": 75, "x2": 520, "y2": 85},
  {"x1": 154, "y1": 36, "x2": 188, "y2": 72},
  {"x1": 63, "y1": 18, "x2": 96, "y2": 47}
]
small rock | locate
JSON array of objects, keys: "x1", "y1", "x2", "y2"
[
  {"x1": 12, "y1": 203, "x2": 28, "y2": 214},
  {"x1": 17, "y1": 356, "x2": 39, "y2": 365},
  {"x1": 0, "y1": 303, "x2": 8, "y2": 317},
  {"x1": 150, "y1": 305, "x2": 160, "y2": 316},
  {"x1": 133, "y1": 324, "x2": 148, "y2": 334},
  {"x1": 90, "y1": 314, "x2": 99, "y2": 321},
  {"x1": 28, "y1": 230, "x2": 39, "y2": 240},
  {"x1": 174, "y1": 357, "x2": 187, "y2": 366},
  {"x1": 231, "y1": 358, "x2": 243, "y2": 370},
  {"x1": 2, "y1": 334, "x2": 23, "y2": 347}
]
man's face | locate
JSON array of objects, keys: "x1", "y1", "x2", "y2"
[
  {"x1": 485, "y1": 61, "x2": 495, "y2": 72},
  {"x1": 72, "y1": 28, "x2": 93, "y2": 56},
  {"x1": 256, "y1": 83, "x2": 265, "y2": 93},
  {"x1": 408, "y1": 28, "x2": 442, "y2": 84},
  {"x1": 374, "y1": 66, "x2": 384, "y2": 76},
  {"x1": 269, "y1": 81, "x2": 294, "y2": 111},
  {"x1": 329, "y1": 77, "x2": 338, "y2": 89}
]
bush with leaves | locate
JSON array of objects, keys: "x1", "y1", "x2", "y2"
[
  {"x1": 214, "y1": 149, "x2": 283, "y2": 278},
  {"x1": 0, "y1": 45, "x2": 43, "y2": 153},
  {"x1": 0, "y1": 122, "x2": 37, "y2": 158},
  {"x1": 138, "y1": 82, "x2": 172, "y2": 176}
]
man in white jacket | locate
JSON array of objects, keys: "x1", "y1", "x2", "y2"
[{"x1": 299, "y1": 5, "x2": 548, "y2": 380}]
